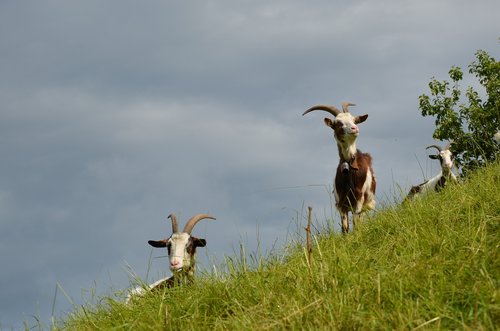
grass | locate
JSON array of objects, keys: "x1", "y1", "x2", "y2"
[{"x1": 55, "y1": 161, "x2": 499, "y2": 330}]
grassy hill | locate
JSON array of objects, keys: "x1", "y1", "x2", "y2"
[{"x1": 58, "y1": 162, "x2": 499, "y2": 330}]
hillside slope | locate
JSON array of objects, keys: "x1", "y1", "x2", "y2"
[{"x1": 59, "y1": 162, "x2": 499, "y2": 330}]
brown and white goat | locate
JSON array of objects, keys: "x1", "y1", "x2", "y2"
[
  {"x1": 127, "y1": 213, "x2": 215, "y2": 302},
  {"x1": 303, "y1": 102, "x2": 376, "y2": 233},
  {"x1": 406, "y1": 143, "x2": 457, "y2": 200}
]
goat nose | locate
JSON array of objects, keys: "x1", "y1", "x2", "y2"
[
  {"x1": 351, "y1": 125, "x2": 359, "y2": 133},
  {"x1": 170, "y1": 260, "x2": 180, "y2": 267}
]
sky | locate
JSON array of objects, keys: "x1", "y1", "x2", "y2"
[{"x1": 0, "y1": 1, "x2": 499, "y2": 329}]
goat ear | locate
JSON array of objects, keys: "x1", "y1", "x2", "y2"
[
  {"x1": 324, "y1": 118, "x2": 335, "y2": 127},
  {"x1": 354, "y1": 114, "x2": 368, "y2": 124},
  {"x1": 148, "y1": 239, "x2": 168, "y2": 248},
  {"x1": 192, "y1": 237, "x2": 207, "y2": 247},
  {"x1": 429, "y1": 155, "x2": 439, "y2": 160}
]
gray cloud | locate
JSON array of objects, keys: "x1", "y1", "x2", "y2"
[{"x1": 1, "y1": 0, "x2": 499, "y2": 328}]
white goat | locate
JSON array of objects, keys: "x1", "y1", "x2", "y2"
[
  {"x1": 126, "y1": 213, "x2": 215, "y2": 303},
  {"x1": 406, "y1": 143, "x2": 457, "y2": 200}
]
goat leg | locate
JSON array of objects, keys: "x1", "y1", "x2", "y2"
[
  {"x1": 341, "y1": 212, "x2": 349, "y2": 234},
  {"x1": 352, "y1": 212, "x2": 363, "y2": 231}
]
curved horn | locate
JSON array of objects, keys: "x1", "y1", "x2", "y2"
[
  {"x1": 168, "y1": 214, "x2": 178, "y2": 233},
  {"x1": 183, "y1": 214, "x2": 216, "y2": 235},
  {"x1": 444, "y1": 141, "x2": 453, "y2": 150},
  {"x1": 341, "y1": 102, "x2": 356, "y2": 113},
  {"x1": 302, "y1": 105, "x2": 341, "y2": 117},
  {"x1": 426, "y1": 145, "x2": 442, "y2": 152}
]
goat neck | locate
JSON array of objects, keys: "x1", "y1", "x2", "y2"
[{"x1": 337, "y1": 139, "x2": 358, "y2": 167}]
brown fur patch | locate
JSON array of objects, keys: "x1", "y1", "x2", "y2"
[{"x1": 335, "y1": 151, "x2": 375, "y2": 213}]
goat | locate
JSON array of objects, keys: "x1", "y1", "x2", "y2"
[
  {"x1": 126, "y1": 213, "x2": 215, "y2": 302},
  {"x1": 303, "y1": 102, "x2": 376, "y2": 233},
  {"x1": 406, "y1": 143, "x2": 457, "y2": 200}
]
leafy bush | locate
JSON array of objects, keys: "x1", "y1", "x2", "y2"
[{"x1": 419, "y1": 49, "x2": 500, "y2": 174}]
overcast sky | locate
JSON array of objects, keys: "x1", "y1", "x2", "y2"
[{"x1": 0, "y1": 1, "x2": 498, "y2": 329}]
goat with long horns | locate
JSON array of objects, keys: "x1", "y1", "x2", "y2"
[
  {"x1": 127, "y1": 213, "x2": 215, "y2": 302},
  {"x1": 303, "y1": 102, "x2": 376, "y2": 233}
]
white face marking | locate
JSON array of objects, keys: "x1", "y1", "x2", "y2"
[
  {"x1": 331, "y1": 113, "x2": 359, "y2": 160},
  {"x1": 334, "y1": 113, "x2": 359, "y2": 136},
  {"x1": 168, "y1": 233, "x2": 191, "y2": 271},
  {"x1": 440, "y1": 150, "x2": 454, "y2": 169}
]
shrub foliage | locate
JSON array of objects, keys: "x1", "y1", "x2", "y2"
[{"x1": 419, "y1": 49, "x2": 500, "y2": 174}]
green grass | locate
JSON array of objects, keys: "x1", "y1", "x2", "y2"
[{"x1": 57, "y1": 162, "x2": 499, "y2": 330}]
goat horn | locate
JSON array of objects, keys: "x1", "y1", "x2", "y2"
[
  {"x1": 342, "y1": 102, "x2": 356, "y2": 113},
  {"x1": 445, "y1": 141, "x2": 453, "y2": 150},
  {"x1": 426, "y1": 145, "x2": 442, "y2": 152},
  {"x1": 302, "y1": 105, "x2": 341, "y2": 117},
  {"x1": 168, "y1": 214, "x2": 179, "y2": 233},
  {"x1": 183, "y1": 214, "x2": 216, "y2": 235}
]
